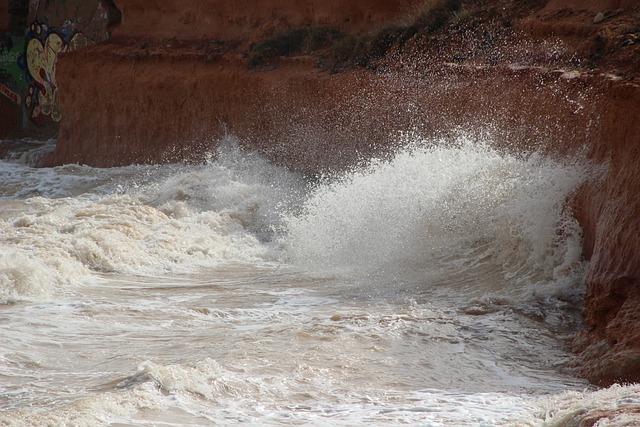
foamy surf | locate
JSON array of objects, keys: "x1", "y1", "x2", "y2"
[
  {"x1": 284, "y1": 136, "x2": 586, "y2": 303},
  {"x1": 2, "y1": 134, "x2": 636, "y2": 427},
  {"x1": 0, "y1": 139, "x2": 303, "y2": 302},
  {"x1": 0, "y1": 282, "x2": 586, "y2": 427}
]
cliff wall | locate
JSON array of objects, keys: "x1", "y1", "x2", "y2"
[
  {"x1": 43, "y1": 0, "x2": 640, "y2": 386},
  {"x1": 49, "y1": 47, "x2": 600, "y2": 169},
  {"x1": 114, "y1": 0, "x2": 415, "y2": 41}
]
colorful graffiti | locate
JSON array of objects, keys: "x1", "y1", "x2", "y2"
[
  {"x1": 0, "y1": 35, "x2": 25, "y2": 105},
  {"x1": 22, "y1": 22, "x2": 89, "y2": 125},
  {"x1": 0, "y1": 0, "x2": 120, "y2": 138}
]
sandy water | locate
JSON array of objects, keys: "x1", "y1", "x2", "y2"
[{"x1": 2, "y1": 136, "x2": 640, "y2": 426}]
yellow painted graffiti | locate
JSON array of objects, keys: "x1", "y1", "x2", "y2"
[{"x1": 25, "y1": 23, "x2": 90, "y2": 123}]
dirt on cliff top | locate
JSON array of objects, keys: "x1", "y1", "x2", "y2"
[
  {"x1": 106, "y1": 0, "x2": 640, "y2": 81},
  {"x1": 339, "y1": 0, "x2": 640, "y2": 79}
]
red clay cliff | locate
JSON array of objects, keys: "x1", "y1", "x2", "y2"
[{"x1": 41, "y1": 0, "x2": 640, "y2": 386}]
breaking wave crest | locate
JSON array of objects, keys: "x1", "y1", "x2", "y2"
[
  {"x1": 0, "y1": 135, "x2": 587, "y2": 304},
  {"x1": 284, "y1": 136, "x2": 587, "y2": 300}
]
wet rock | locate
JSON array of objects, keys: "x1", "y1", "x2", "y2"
[{"x1": 621, "y1": 33, "x2": 638, "y2": 46}]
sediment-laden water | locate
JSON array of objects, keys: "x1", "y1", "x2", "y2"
[{"x1": 2, "y1": 136, "x2": 639, "y2": 426}]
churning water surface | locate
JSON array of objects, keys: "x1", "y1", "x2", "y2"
[{"x1": 1, "y1": 136, "x2": 640, "y2": 426}]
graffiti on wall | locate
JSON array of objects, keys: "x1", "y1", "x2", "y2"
[
  {"x1": 0, "y1": 35, "x2": 25, "y2": 105},
  {"x1": 0, "y1": 0, "x2": 120, "y2": 137},
  {"x1": 22, "y1": 22, "x2": 89, "y2": 125}
]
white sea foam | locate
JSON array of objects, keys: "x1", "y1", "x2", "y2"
[
  {"x1": 0, "y1": 195, "x2": 266, "y2": 302},
  {"x1": 1, "y1": 135, "x2": 587, "y2": 303},
  {"x1": 0, "y1": 356, "x2": 539, "y2": 426},
  {"x1": 3, "y1": 353, "x2": 639, "y2": 426},
  {"x1": 2, "y1": 134, "x2": 620, "y2": 427},
  {"x1": 537, "y1": 383, "x2": 640, "y2": 426},
  {"x1": 0, "y1": 139, "x2": 305, "y2": 302},
  {"x1": 284, "y1": 135, "x2": 587, "y2": 301}
]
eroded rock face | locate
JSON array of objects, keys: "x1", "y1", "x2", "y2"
[
  {"x1": 44, "y1": 0, "x2": 640, "y2": 386},
  {"x1": 113, "y1": 0, "x2": 416, "y2": 41},
  {"x1": 571, "y1": 82, "x2": 640, "y2": 385}
]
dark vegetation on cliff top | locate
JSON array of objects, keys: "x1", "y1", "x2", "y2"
[
  {"x1": 98, "y1": 0, "x2": 639, "y2": 80},
  {"x1": 245, "y1": 0, "x2": 640, "y2": 77},
  {"x1": 247, "y1": 0, "x2": 468, "y2": 72}
]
